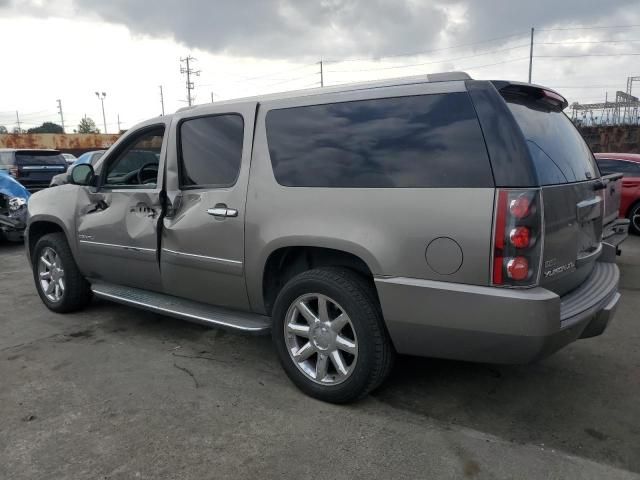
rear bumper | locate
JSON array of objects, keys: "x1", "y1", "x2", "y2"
[{"x1": 375, "y1": 261, "x2": 620, "y2": 364}]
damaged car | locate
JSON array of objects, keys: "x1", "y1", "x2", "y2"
[{"x1": 0, "y1": 170, "x2": 30, "y2": 242}]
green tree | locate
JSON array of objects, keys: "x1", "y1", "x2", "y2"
[
  {"x1": 77, "y1": 117, "x2": 100, "y2": 134},
  {"x1": 12, "y1": 126, "x2": 25, "y2": 134},
  {"x1": 0, "y1": 125, "x2": 7, "y2": 134},
  {"x1": 27, "y1": 122, "x2": 64, "y2": 134}
]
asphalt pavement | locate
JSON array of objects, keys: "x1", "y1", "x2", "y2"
[{"x1": 1, "y1": 237, "x2": 639, "y2": 479}]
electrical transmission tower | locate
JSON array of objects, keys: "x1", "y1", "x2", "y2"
[{"x1": 180, "y1": 55, "x2": 200, "y2": 106}]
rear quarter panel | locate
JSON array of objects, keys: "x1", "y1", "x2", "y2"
[{"x1": 245, "y1": 82, "x2": 495, "y2": 314}]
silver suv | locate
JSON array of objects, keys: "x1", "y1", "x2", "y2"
[{"x1": 26, "y1": 73, "x2": 621, "y2": 403}]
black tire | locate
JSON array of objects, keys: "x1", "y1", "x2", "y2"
[
  {"x1": 32, "y1": 232, "x2": 92, "y2": 313},
  {"x1": 628, "y1": 202, "x2": 640, "y2": 235},
  {"x1": 272, "y1": 267, "x2": 394, "y2": 403}
]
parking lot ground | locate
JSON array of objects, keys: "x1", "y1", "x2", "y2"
[{"x1": 1, "y1": 237, "x2": 639, "y2": 480}]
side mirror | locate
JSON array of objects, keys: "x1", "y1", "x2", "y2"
[{"x1": 70, "y1": 163, "x2": 95, "y2": 186}]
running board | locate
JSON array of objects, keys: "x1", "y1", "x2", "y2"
[{"x1": 91, "y1": 282, "x2": 271, "y2": 335}]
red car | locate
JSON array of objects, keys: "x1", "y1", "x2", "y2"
[{"x1": 595, "y1": 153, "x2": 640, "y2": 234}]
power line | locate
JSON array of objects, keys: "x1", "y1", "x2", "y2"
[
  {"x1": 261, "y1": 72, "x2": 319, "y2": 88},
  {"x1": 327, "y1": 45, "x2": 529, "y2": 74},
  {"x1": 459, "y1": 56, "x2": 530, "y2": 71},
  {"x1": 535, "y1": 52, "x2": 640, "y2": 58},
  {"x1": 198, "y1": 62, "x2": 317, "y2": 87},
  {"x1": 325, "y1": 31, "x2": 530, "y2": 63},
  {"x1": 326, "y1": 57, "x2": 529, "y2": 87},
  {"x1": 538, "y1": 24, "x2": 640, "y2": 32},
  {"x1": 551, "y1": 85, "x2": 620, "y2": 89},
  {"x1": 538, "y1": 39, "x2": 640, "y2": 45}
]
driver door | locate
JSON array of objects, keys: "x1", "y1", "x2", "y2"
[{"x1": 75, "y1": 121, "x2": 169, "y2": 291}]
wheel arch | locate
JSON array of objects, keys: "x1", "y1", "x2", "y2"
[
  {"x1": 259, "y1": 242, "x2": 381, "y2": 316},
  {"x1": 27, "y1": 216, "x2": 73, "y2": 264}
]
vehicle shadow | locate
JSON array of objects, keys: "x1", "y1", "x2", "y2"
[{"x1": 372, "y1": 352, "x2": 640, "y2": 473}]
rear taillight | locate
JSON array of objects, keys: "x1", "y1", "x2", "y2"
[{"x1": 492, "y1": 188, "x2": 543, "y2": 287}]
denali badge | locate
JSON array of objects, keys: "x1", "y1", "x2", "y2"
[{"x1": 544, "y1": 261, "x2": 576, "y2": 278}]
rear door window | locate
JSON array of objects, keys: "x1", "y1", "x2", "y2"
[
  {"x1": 265, "y1": 92, "x2": 493, "y2": 188},
  {"x1": 505, "y1": 100, "x2": 598, "y2": 185},
  {"x1": 179, "y1": 114, "x2": 244, "y2": 188}
]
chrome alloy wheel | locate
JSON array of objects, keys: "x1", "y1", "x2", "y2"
[
  {"x1": 38, "y1": 247, "x2": 65, "y2": 303},
  {"x1": 284, "y1": 293, "x2": 358, "y2": 385}
]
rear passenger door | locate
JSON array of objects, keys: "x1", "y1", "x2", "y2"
[{"x1": 161, "y1": 103, "x2": 257, "y2": 311}]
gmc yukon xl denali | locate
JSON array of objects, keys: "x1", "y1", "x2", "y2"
[{"x1": 26, "y1": 73, "x2": 622, "y2": 403}]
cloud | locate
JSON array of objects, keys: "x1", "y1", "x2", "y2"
[
  {"x1": 63, "y1": 0, "x2": 450, "y2": 59},
  {"x1": 3, "y1": 0, "x2": 639, "y2": 60},
  {"x1": 61, "y1": 0, "x2": 640, "y2": 59}
]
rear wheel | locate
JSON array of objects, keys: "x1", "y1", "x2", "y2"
[
  {"x1": 629, "y1": 202, "x2": 640, "y2": 235},
  {"x1": 32, "y1": 233, "x2": 92, "y2": 313},
  {"x1": 272, "y1": 267, "x2": 394, "y2": 403}
]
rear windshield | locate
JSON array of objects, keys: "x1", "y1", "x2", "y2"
[
  {"x1": 506, "y1": 100, "x2": 598, "y2": 185},
  {"x1": 15, "y1": 151, "x2": 66, "y2": 165}
]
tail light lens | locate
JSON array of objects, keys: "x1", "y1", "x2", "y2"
[
  {"x1": 509, "y1": 226, "x2": 531, "y2": 249},
  {"x1": 492, "y1": 188, "x2": 543, "y2": 287},
  {"x1": 507, "y1": 257, "x2": 529, "y2": 280}
]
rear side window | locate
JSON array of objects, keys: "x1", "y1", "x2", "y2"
[
  {"x1": 505, "y1": 100, "x2": 598, "y2": 185},
  {"x1": 265, "y1": 93, "x2": 493, "y2": 188},
  {"x1": 15, "y1": 151, "x2": 66, "y2": 165},
  {"x1": 179, "y1": 114, "x2": 244, "y2": 188}
]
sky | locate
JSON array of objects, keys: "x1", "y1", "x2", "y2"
[{"x1": 0, "y1": 0, "x2": 639, "y2": 133}]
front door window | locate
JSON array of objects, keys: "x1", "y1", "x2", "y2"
[{"x1": 104, "y1": 127, "x2": 165, "y2": 188}]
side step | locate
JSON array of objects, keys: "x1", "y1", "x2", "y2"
[{"x1": 91, "y1": 282, "x2": 271, "y2": 335}]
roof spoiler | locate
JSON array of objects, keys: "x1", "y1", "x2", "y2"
[{"x1": 491, "y1": 81, "x2": 569, "y2": 111}]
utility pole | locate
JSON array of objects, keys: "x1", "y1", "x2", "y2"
[
  {"x1": 159, "y1": 85, "x2": 165, "y2": 116},
  {"x1": 211, "y1": 92, "x2": 214, "y2": 103},
  {"x1": 528, "y1": 27, "x2": 534, "y2": 84},
  {"x1": 117, "y1": 114, "x2": 121, "y2": 132},
  {"x1": 56, "y1": 99, "x2": 65, "y2": 132},
  {"x1": 319, "y1": 60, "x2": 324, "y2": 87},
  {"x1": 95, "y1": 91, "x2": 107, "y2": 133},
  {"x1": 15, "y1": 111, "x2": 21, "y2": 133},
  {"x1": 180, "y1": 55, "x2": 200, "y2": 106}
]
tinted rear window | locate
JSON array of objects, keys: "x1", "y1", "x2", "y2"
[
  {"x1": 506, "y1": 101, "x2": 598, "y2": 185},
  {"x1": 15, "y1": 151, "x2": 66, "y2": 165},
  {"x1": 179, "y1": 114, "x2": 244, "y2": 188},
  {"x1": 265, "y1": 93, "x2": 493, "y2": 188}
]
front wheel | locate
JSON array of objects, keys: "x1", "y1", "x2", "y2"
[
  {"x1": 272, "y1": 267, "x2": 394, "y2": 403},
  {"x1": 32, "y1": 232, "x2": 92, "y2": 313}
]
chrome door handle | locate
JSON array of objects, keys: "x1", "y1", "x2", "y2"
[{"x1": 207, "y1": 205, "x2": 238, "y2": 218}]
